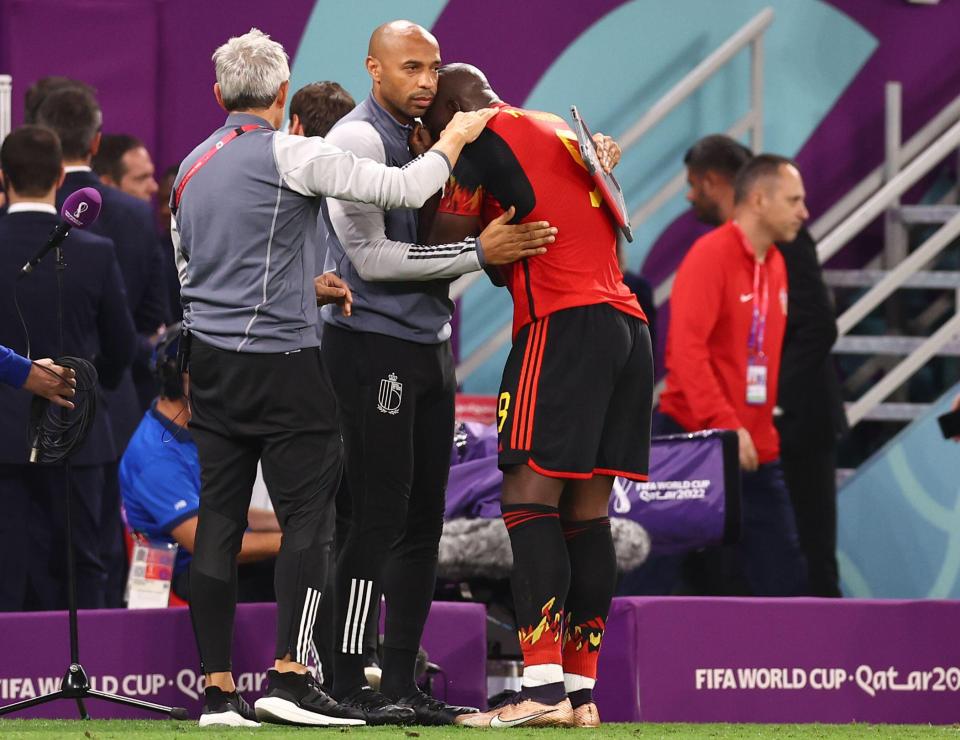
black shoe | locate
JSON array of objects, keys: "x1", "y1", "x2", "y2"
[
  {"x1": 254, "y1": 670, "x2": 366, "y2": 726},
  {"x1": 395, "y1": 689, "x2": 479, "y2": 726},
  {"x1": 199, "y1": 686, "x2": 260, "y2": 727},
  {"x1": 337, "y1": 686, "x2": 416, "y2": 726}
]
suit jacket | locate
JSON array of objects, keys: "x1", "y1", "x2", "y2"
[
  {"x1": 58, "y1": 171, "x2": 169, "y2": 445},
  {"x1": 776, "y1": 227, "x2": 849, "y2": 449},
  {"x1": 0, "y1": 211, "x2": 136, "y2": 465}
]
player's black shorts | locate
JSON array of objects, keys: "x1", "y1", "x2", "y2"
[{"x1": 497, "y1": 302, "x2": 653, "y2": 480}]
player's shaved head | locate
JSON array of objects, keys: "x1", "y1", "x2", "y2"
[
  {"x1": 438, "y1": 64, "x2": 497, "y2": 105},
  {"x1": 423, "y1": 63, "x2": 500, "y2": 139},
  {"x1": 368, "y1": 20, "x2": 437, "y2": 59},
  {"x1": 365, "y1": 20, "x2": 441, "y2": 122}
]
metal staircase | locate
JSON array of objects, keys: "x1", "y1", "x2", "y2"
[{"x1": 815, "y1": 83, "x2": 960, "y2": 457}]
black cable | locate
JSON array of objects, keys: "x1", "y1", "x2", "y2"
[
  {"x1": 29, "y1": 356, "x2": 98, "y2": 464},
  {"x1": 13, "y1": 272, "x2": 33, "y2": 361},
  {"x1": 15, "y1": 247, "x2": 99, "y2": 463}
]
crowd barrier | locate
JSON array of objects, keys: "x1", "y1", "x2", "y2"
[
  {"x1": 596, "y1": 596, "x2": 960, "y2": 724},
  {"x1": 0, "y1": 600, "x2": 486, "y2": 719},
  {"x1": 2, "y1": 596, "x2": 956, "y2": 723}
]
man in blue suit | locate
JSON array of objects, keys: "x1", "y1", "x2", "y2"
[
  {"x1": 0, "y1": 125, "x2": 136, "y2": 610},
  {"x1": 37, "y1": 86, "x2": 169, "y2": 606}
]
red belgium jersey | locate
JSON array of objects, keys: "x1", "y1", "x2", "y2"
[{"x1": 437, "y1": 103, "x2": 646, "y2": 336}]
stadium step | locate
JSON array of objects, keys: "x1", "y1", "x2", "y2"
[
  {"x1": 833, "y1": 333, "x2": 960, "y2": 355},
  {"x1": 823, "y1": 268, "x2": 960, "y2": 289},
  {"x1": 893, "y1": 203, "x2": 960, "y2": 224},
  {"x1": 855, "y1": 401, "x2": 930, "y2": 422}
]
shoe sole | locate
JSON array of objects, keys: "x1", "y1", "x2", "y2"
[
  {"x1": 254, "y1": 696, "x2": 366, "y2": 726},
  {"x1": 198, "y1": 710, "x2": 260, "y2": 728}
]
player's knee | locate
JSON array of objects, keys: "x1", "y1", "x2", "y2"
[
  {"x1": 279, "y1": 500, "x2": 335, "y2": 552},
  {"x1": 192, "y1": 509, "x2": 246, "y2": 581}
]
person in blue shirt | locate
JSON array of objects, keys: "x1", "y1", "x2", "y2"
[
  {"x1": 0, "y1": 344, "x2": 76, "y2": 408},
  {"x1": 119, "y1": 328, "x2": 281, "y2": 601}
]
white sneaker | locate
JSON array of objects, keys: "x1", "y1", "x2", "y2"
[{"x1": 198, "y1": 686, "x2": 260, "y2": 727}]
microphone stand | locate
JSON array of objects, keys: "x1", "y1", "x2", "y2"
[{"x1": 0, "y1": 245, "x2": 187, "y2": 721}]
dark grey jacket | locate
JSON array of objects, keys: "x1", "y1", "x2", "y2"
[{"x1": 322, "y1": 97, "x2": 484, "y2": 344}]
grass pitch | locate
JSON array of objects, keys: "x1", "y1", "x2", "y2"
[{"x1": 1, "y1": 721, "x2": 958, "y2": 739}]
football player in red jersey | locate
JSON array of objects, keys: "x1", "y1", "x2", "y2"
[{"x1": 423, "y1": 64, "x2": 653, "y2": 729}]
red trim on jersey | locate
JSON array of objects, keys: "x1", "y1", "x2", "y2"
[
  {"x1": 515, "y1": 319, "x2": 547, "y2": 451},
  {"x1": 511, "y1": 321, "x2": 540, "y2": 449},
  {"x1": 526, "y1": 459, "x2": 650, "y2": 481},
  {"x1": 593, "y1": 467, "x2": 649, "y2": 481},
  {"x1": 527, "y1": 458, "x2": 594, "y2": 479},
  {"x1": 522, "y1": 315, "x2": 550, "y2": 450}
]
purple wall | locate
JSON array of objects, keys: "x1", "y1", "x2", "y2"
[{"x1": 0, "y1": 0, "x2": 315, "y2": 170}]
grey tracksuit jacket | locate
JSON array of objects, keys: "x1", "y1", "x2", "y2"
[{"x1": 171, "y1": 112, "x2": 452, "y2": 353}]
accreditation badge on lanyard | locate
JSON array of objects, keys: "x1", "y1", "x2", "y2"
[{"x1": 746, "y1": 259, "x2": 769, "y2": 406}]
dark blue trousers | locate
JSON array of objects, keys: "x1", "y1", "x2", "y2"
[
  {"x1": 0, "y1": 463, "x2": 106, "y2": 610},
  {"x1": 619, "y1": 413, "x2": 807, "y2": 596}
]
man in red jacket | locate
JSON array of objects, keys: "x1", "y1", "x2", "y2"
[{"x1": 659, "y1": 154, "x2": 808, "y2": 596}]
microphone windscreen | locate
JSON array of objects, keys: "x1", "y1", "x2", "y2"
[{"x1": 61, "y1": 187, "x2": 102, "y2": 229}]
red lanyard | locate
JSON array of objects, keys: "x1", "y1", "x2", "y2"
[
  {"x1": 173, "y1": 124, "x2": 262, "y2": 212},
  {"x1": 748, "y1": 259, "x2": 769, "y2": 359}
]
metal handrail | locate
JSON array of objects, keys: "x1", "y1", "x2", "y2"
[
  {"x1": 456, "y1": 9, "x2": 774, "y2": 382},
  {"x1": 836, "y1": 209, "x2": 960, "y2": 335},
  {"x1": 822, "y1": 85, "x2": 960, "y2": 429},
  {"x1": 817, "y1": 116, "x2": 960, "y2": 264},
  {"x1": 846, "y1": 312, "x2": 960, "y2": 427},
  {"x1": 0, "y1": 75, "x2": 12, "y2": 144},
  {"x1": 618, "y1": 8, "x2": 773, "y2": 152},
  {"x1": 810, "y1": 92, "x2": 960, "y2": 241}
]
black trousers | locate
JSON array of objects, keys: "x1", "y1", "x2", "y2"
[
  {"x1": 0, "y1": 463, "x2": 106, "y2": 611},
  {"x1": 322, "y1": 325, "x2": 453, "y2": 688},
  {"x1": 313, "y1": 475, "x2": 380, "y2": 688},
  {"x1": 187, "y1": 340, "x2": 340, "y2": 672},
  {"x1": 780, "y1": 442, "x2": 841, "y2": 597}
]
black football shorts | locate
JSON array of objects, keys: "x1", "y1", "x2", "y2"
[{"x1": 497, "y1": 302, "x2": 653, "y2": 480}]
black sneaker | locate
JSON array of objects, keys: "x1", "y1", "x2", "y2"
[
  {"x1": 395, "y1": 689, "x2": 479, "y2": 726},
  {"x1": 337, "y1": 686, "x2": 416, "y2": 725},
  {"x1": 254, "y1": 670, "x2": 366, "y2": 726},
  {"x1": 199, "y1": 686, "x2": 260, "y2": 727}
]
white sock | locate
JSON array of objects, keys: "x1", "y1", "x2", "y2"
[
  {"x1": 522, "y1": 663, "x2": 564, "y2": 687},
  {"x1": 564, "y1": 673, "x2": 596, "y2": 693}
]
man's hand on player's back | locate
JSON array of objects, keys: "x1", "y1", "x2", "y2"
[{"x1": 478, "y1": 206, "x2": 557, "y2": 265}]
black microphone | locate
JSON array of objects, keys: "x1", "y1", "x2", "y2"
[{"x1": 20, "y1": 187, "x2": 103, "y2": 274}]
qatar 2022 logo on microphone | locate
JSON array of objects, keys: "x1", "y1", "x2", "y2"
[{"x1": 64, "y1": 201, "x2": 89, "y2": 227}]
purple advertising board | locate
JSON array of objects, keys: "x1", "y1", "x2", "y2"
[
  {"x1": 445, "y1": 424, "x2": 740, "y2": 555},
  {"x1": 595, "y1": 597, "x2": 960, "y2": 724},
  {"x1": 611, "y1": 431, "x2": 740, "y2": 553},
  {"x1": 0, "y1": 601, "x2": 486, "y2": 719}
]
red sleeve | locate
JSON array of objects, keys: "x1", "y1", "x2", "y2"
[
  {"x1": 438, "y1": 175, "x2": 484, "y2": 217},
  {"x1": 667, "y1": 244, "x2": 741, "y2": 430}
]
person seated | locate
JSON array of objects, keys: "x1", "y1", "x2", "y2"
[{"x1": 119, "y1": 326, "x2": 281, "y2": 603}]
